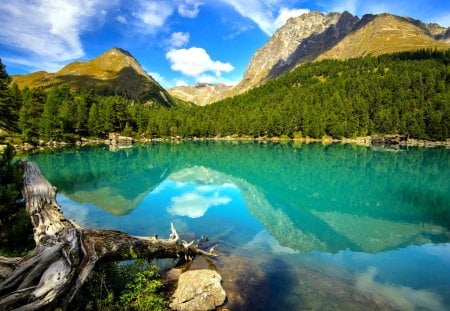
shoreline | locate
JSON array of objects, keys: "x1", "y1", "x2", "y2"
[{"x1": 5, "y1": 134, "x2": 450, "y2": 153}]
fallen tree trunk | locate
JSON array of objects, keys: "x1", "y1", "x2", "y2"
[{"x1": 0, "y1": 160, "x2": 215, "y2": 310}]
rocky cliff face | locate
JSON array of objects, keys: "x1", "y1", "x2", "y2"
[
  {"x1": 422, "y1": 21, "x2": 450, "y2": 42},
  {"x1": 222, "y1": 11, "x2": 450, "y2": 102},
  {"x1": 428, "y1": 24, "x2": 450, "y2": 43},
  {"x1": 230, "y1": 11, "x2": 360, "y2": 95},
  {"x1": 12, "y1": 47, "x2": 172, "y2": 106},
  {"x1": 168, "y1": 83, "x2": 232, "y2": 106}
]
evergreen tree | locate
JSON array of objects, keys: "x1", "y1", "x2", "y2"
[
  {"x1": 19, "y1": 88, "x2": 45, "y2": 142},
  {"x1": 87, "y1": 103, "x2": 102, "y2": 137},
  {"x1": 0, "y1": 59, "x2": 14, "y2": 130},
  {"x1": 74, "y1": 95, "x2": 89, "y2": 137},
  {"x1": 40, "y1": 84, "x2": 72, "y2": 140},
  {"x1": 9, "y1": 83, "x2": 23, "y2": 130},
  {"x1": 59, "y1": 97, "x2": 77, "y2": 134}
]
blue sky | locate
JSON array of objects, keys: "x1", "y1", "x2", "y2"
[{"x1": 1, "y1": 0, "x2": 449, "y2": 88}]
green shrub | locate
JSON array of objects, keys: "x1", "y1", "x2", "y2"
[
  {"x1": 120, "y1": 263, "x2": 167, "y2": 311},
  {"x1": 0, "y1": 144, "x2": 34, "y2": 256},
  {"x1": 61, "y1": 133, "x2": 80, "y2": 143},
  {"x1": 73, "y1": 260, "x2": 167, "y2": 311}
]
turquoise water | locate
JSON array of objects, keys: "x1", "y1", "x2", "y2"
[{"x1": 26, "y1": 142, "x2": 450, "y2": 310}]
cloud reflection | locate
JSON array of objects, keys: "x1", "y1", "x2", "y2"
[
  {"x1": 167, "y1": 189, "x2": 231, "y2": 218},
  {"x1": 356, "y1": 267, "x2": 446, "y2": 311},
  {"x1": 164, "y1": 166, "x2": 237, "y2": 218}
]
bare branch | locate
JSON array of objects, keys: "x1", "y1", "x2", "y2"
[{"x1": 0, "y1": 161, "x2": 217, "y2": 310}]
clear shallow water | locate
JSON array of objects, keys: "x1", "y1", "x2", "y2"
[{"x1": 25, "y1": 142, "x2": 450, "y2": 310}]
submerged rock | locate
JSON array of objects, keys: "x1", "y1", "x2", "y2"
[{"x1": 170, "y1": 269, "x2": 226, "y2": 311}]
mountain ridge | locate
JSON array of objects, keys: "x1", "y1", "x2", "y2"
[
  {"x1": 169, "y1": 11, "x2": 450, "y2": 105},
  {"x1": 168, "y1": 83, "x2": 233, "y2": 106},
  {"x1": 12, "y1": 47, "x2": 173, "y2": 106},
  {"x1": 9, "y1": 12, "x2": 450, "y2": 107}
]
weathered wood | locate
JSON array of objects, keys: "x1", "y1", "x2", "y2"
[{"x1": 0, "y1": 160, "x2": 216, "y2": 310}]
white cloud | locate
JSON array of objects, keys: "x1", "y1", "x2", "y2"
[
  {"x1": 274, "y1": 7, "x2": 310, "y2": 29},
  {"x1": 2, "y1": 56, "x2": 65, "y2": 73},
  {"x1": 178, "y1": 0, "x2": 204, "y2": 18},
  {"x1": 0, "y1": 0, "x2": 116, "y2": 71},
  {"x1": 117, "y1": 15, "x2": 127, "y2": 24},
  {"x1": 166, "y1": 47, "x2": 234, "y2": 77},
  {"x1": 167, "y1": 32, "x2": 190, "y2": 48},
  {"x1": 223, "y1": 21, "x2": 254, "y2": 40},
  {"x1": 220, "y1": 0, "x2": 309, "y2": 35},
  {"x1": 221, "y1": 0, "x2": 274, "y2": 35},
  {"x1": 135, "y1": 0, "x2": 174, "y2": 33},
  {"x1": 174, "y1": 79, "x2": 188, "y2": 87},
  {"x1": 196, "y1": 75, "x2": 216, "y2": 84},
  {"x1": 0, "y1": 0, "x2": 123, "y2": 71},
  {"x1": 167, "y1": 191, "x2": 231, "y2": 218},
  {"x1": 148, "y1": 71, "x2": 169, "y2": 88}
]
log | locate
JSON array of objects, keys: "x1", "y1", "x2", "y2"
[{"x1": 0, "y1": 160, "x2": 216, "y2": 310}]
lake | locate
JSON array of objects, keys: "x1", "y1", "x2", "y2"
[{"x1": 25, "y1": 141, "x2": 450, "y2": 310}]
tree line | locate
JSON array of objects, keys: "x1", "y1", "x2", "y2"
[{"x1": 1, "y1": 49, "x2": 449, "y2": 142}]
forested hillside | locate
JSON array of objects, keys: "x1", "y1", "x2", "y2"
[
  {"x1": 1, "y1": 49, "x2": 450, "y2": 142},
  {"x1": 151, "y1": 49, "x2": 450, "y2": 141}
]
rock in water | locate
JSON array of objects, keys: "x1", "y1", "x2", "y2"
[{"x1": 170, "y1": 269, "x2": 226, "y2": 311}]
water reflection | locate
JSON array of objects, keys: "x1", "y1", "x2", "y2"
[
  {"x1": 355, "y1": 267, "x2": 446, "y2": 311},
  {"x1": 25, "y1": 142, "x2": 450, "y2": 309},
  {"x1": 26, "y1": 142, "x2": 450, "y2": 254}
]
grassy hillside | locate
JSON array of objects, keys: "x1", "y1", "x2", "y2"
[
  {"x1": 318, "y1": 14, "x2": 450, "y2": 60},
  {"x1": 11, "y1": 48, "x2": 172, "y2": 106}
]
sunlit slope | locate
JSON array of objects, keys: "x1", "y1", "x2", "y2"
[
  {"x1": 318, "y1": 14, "x2": 450, "y2": 60},
  {"x1": 12, "y1": 47, "x2": 172, "y2": 105}
]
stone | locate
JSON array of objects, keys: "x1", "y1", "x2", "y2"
[
  {"x1": 165, "y1": 267, "x2": 183, "y2": 283},
  {"x1": 169, "y1": 269, "x2": 226, "y2": 311}
]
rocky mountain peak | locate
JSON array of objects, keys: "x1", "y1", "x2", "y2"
[
  {"x1": 82, "y1": 47, "x2": 152, "y2": 81},
  {"x1": 12, "y1": 47, "x2": 171, "y2": 105},
  {"x1": 426, "y1": 23, "x2": 450, "y2": 43},
  {"x1": 317, "y1": 13, "x2": 450, "y2": 61},
  {"x1": 168, "y1": 83, "x2": 232, "y2": 106},
  {"x1": 225, "y1": 11, "x2": 450, "y2": 98},
  {"x1": 105, "y1": 47, "x2": 133, "y2": 57},
  {"x1": 230, "y1": 11, "x2": 360, "y2": 95}
]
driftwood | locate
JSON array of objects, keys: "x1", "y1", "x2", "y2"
[{"x1": 0, "y1": 160, "x2": 216, "y2": 310}]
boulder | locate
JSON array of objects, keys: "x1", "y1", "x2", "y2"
[{"x1": 170, "y1": 269, "x2": 226, "y2": 311}]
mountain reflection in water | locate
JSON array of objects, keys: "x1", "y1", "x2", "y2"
[{"x1": 26, "y1": 142, "x2": 450, "y2": 310}]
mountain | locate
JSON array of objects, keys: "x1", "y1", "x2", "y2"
[
  {"x1": 12, "y1": 47, "x2": 172, "y2": 106},
  {"x1": 425, "y1": 23, "x2": 450, "y2": 42},
  {"x1": 232, "y1": 11, "x2": 450, "y2": 96},
  {"x1": 317, "y1": 14, "x2": 450, "y2": 61},
  {"x1": 170, "y1": 12, "x2": 450, "y2": 105},
  {"x1": 231, "y1": 11, "x2": 359, "y2": 96},
  {"x1": 168, "y1": 83, "x2": 232, "y2": 106}
]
